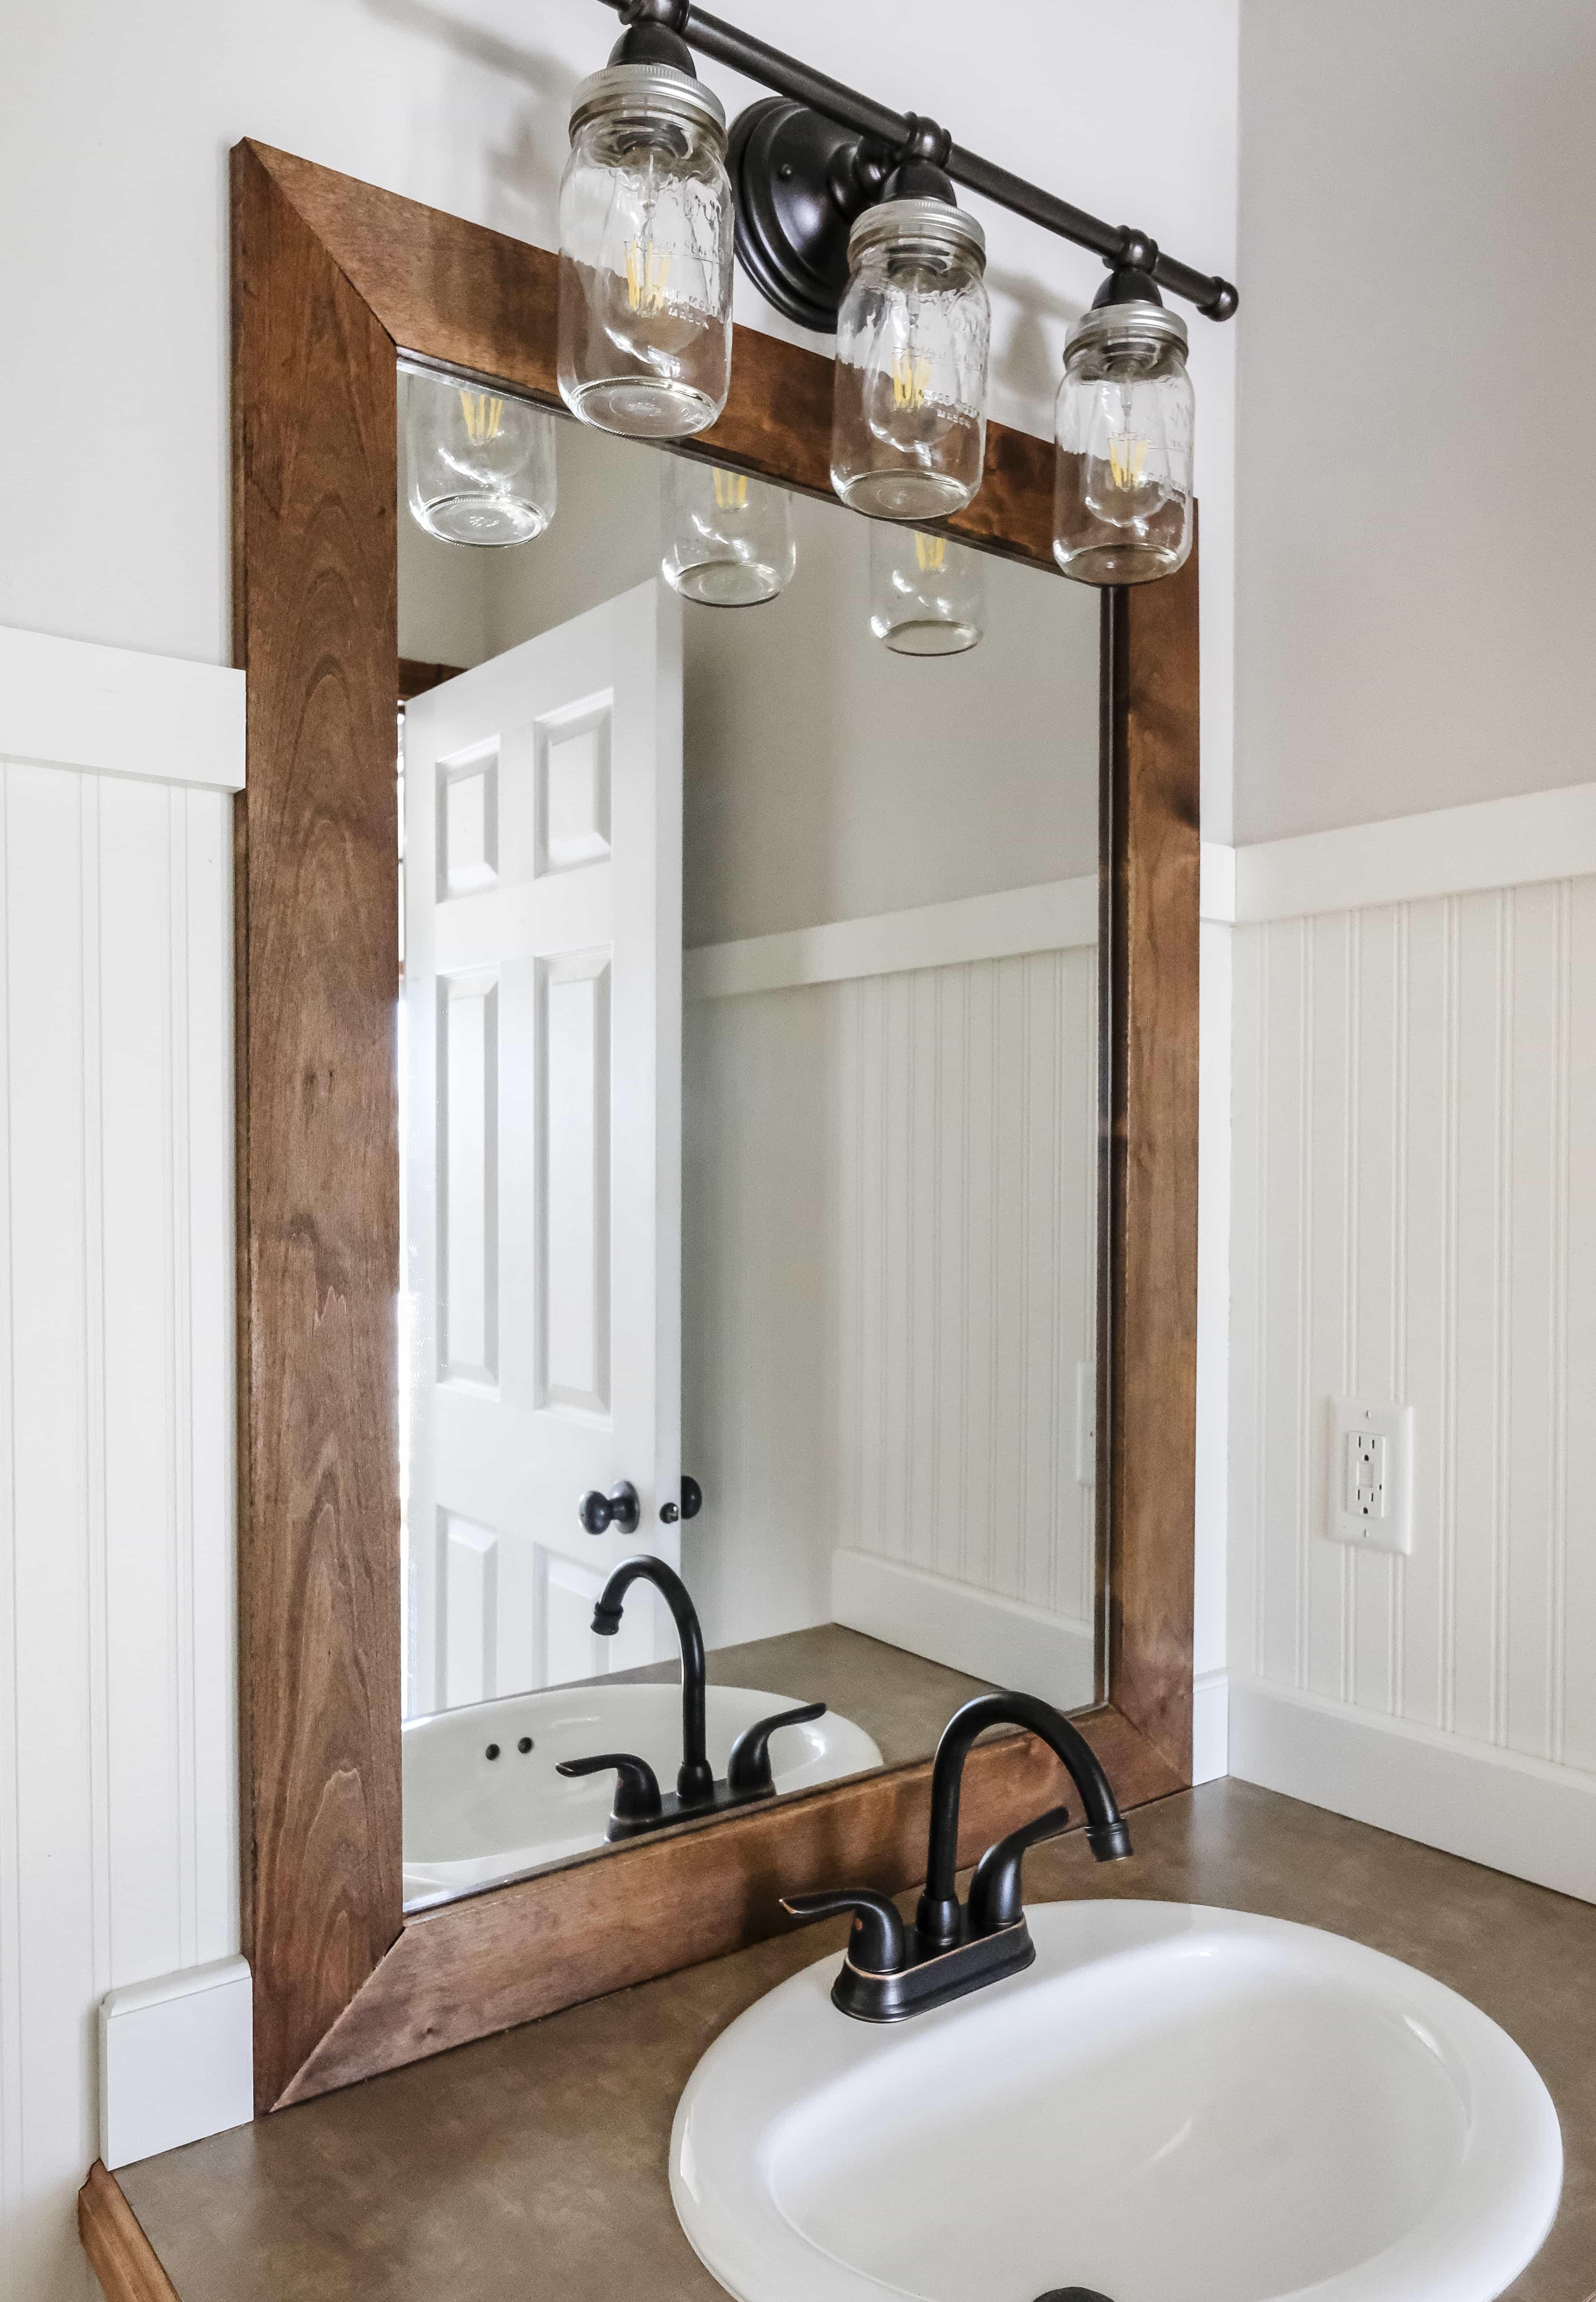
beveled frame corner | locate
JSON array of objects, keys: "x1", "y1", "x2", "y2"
[{"x1": 231, "y1": 136, "x2": 1199, "y2": 2113}]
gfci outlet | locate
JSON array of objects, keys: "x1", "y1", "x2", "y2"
[{"x1": 1326, "y1": 1399, "x2": 1414, "y2": 1555}]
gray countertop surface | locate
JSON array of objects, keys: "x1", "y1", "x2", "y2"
[{"x1": 118, "y1": 1779, "x2": 1596, "y2": 2301}]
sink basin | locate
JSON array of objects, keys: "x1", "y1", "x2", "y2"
[
  {"x1": 671, "y1": 1898, "x2": 1561, "y2": 2302},
  {"x1": 402, "y1": 1683, "x2": 883, "y2": 1908}
]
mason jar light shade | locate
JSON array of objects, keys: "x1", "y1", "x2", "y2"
[
  {"x1": 558, "y1": 64, "x2": 733, "y2": 440},
  {"x1": 662, "y1": 461, "x2": 796, "y2": 606},
  {"x1": 405, "y1": 372, "x2": 557, "y2": 547},
  {"x1": 869, "y1": 523, "x2": 984, "y2": 656},
  {"x1": 1053, "y1": 287, "x2": 1194, "y2": 585},
  {"x1": 832, "y1": 200, "x2": 990, "y2": 521}
]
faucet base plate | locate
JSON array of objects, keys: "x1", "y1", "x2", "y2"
[{"x1": 830, "y1": 1916, "x2": 1034, "y2": 2021}]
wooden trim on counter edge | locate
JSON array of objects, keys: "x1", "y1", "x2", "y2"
[
  {"x1": 279, "y1": 1706, "x2": 1182, "y2": 2103},
  {"x1": 79, "y1": 2163, "x2": 182, "y2": 2302},
  {"x1": 234, "y1": 135, "x2": 1201, "y2": 2116}
]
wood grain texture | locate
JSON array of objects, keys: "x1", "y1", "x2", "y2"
[
  {"x1": 1101, "y1": 546, "x2": 1202, "y2": 1780},
  {"x1": 79, "y1": 2163, "x2": 182, "y2": 2302},
  {"x1": 277, "y1": 1706, "x2": 1180, "y2": 2103},
  {"x1": 234, "y1": 136, "x2": 1199, "y2": 2109},
  {"x1": 245, "y1": 141, "x2": 1054, "y2": 570},
  {"x1": 232, "y1": 142, "x2": 405, "y2": 2113}
]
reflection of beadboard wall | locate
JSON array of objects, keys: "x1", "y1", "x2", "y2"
[
  {"x1": 1224, "y1": 785, "x2": 1596, "y2": 1902},
  {"x1": 0, "y1": 632, "x2": 244, "y2": 2298},
  {"x1": 682, "y1": 877, "x2": 1098, "y2": 1693}
]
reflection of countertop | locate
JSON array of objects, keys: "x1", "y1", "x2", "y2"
[
  {"x1": 614, "y1": 1620, "x2": 1015, "y2": 1771},
  {"x1": 115, "y1": 1781, "x2": 1595, "y2": 2302}
]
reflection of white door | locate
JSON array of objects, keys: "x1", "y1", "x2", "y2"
[{"x1": 404, "y1": 579, "x2": 683, "y2": 1716}]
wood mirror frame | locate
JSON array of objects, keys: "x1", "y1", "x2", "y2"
[{"x1": 231, "y1": 137, "x2": 1199, "y2": 2115}]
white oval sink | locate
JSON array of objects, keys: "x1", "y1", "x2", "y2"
[
  {"x1": 672, "y1": 1899, "x2": 1561, "y2": 2302},
  {"x1": 402, "y1": 1683, "x2": 883, "y2": 1907}
]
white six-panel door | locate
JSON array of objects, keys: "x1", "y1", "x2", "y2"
[{"x1": 404, "y1": 580, "x2": 683, "y2": 1714}]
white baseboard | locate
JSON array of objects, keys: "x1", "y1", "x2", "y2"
[
  {"x1": 1192, "y1": 1670, "x2": 1229, "y2": 1783},
  {"x1": 99, "y1": 1956, "x2": 253, "y2": 2170},
  {"x1": 1230, "y1": 1679, "x2": 1596, "y2": 1906},
  {"x1": 832, "y1": 1548, "x2": 1096, "y2": 1713}
]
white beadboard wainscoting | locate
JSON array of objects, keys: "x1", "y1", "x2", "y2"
[
  {"x1": 1226, "y1": 780, "x2": 1596, "y2": 1901},
  {"x1": 683, "y1": 881, "x2": 1099, "y2": 1701},
  {"x1": 0, "y1": 629, "x2": 245, "y2": 2299}
]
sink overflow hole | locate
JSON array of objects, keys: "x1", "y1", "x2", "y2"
[
  {"x1": 1035, "y1": 2291, "x2": 1117, "y2": 2302},
  {"x1": 518, "y1": 1736, "x2": 534, "y2": 1753},
  {"x1": 484, "y1": 1744, "x2": 500, "y2": 1761}
]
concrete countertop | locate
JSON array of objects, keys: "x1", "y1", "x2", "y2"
[{"x1": 118, "y1": 1781, "x2": 1596, "y2": 2302}]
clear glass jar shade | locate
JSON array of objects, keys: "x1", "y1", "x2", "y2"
[
  {"x1": 869, "y1": 524, "x2": 984, "y2": 656},
  {"x1": 832, "y1": 213, "x2": 990, "y2": 521},
  {"x1": 662, "y1": 462, "x2": 796, "y2": 606},
  {"x1": 558, "y1": 78, "x2": 733, "y2": 440},
  {"x1": 1053, "y1": 335, "x2": 1194, "y2": 585},
  {"x1": 405, "y1": 373, "x2": 557, "y2": 548}
]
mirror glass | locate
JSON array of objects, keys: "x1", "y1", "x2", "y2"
[{"x1": 396, "y1": 363, "x2": 1102, "y2": 1910}]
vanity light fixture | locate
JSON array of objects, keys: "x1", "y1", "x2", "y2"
[
  {"x1": 587, "y1": 0, "x2": 1236, "y2": 584},
  {"x1": 404, "y1": 367, "x2": 558, "y2": 546},
  {"x1": 1053, "y1": 267, "x2": 1195, "y2": 585},
  {"x1": 558, "y1": 6, "x2": 735, "y2": 436},
  {"x1": 830, "y1": 135, "x2": 990, "y2": 519},
  {"x1": 869, "y1": 523, "x2": 984, "y2": 656},
  {"x1": 661, "y1": 458, "x2": 796, "y2": 604}
]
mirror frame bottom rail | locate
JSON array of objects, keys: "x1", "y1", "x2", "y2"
[{"x1": 231, "y1": 139, "x2": 1199, "y2": 2113}]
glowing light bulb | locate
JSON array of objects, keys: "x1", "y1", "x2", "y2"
[
  {"x1": 458, "y1": 393, "x2": 504, "y2": 448},
  {"x1": 712, "y1": 467, "x2": 748, "y2": 511},
  {"x1": 914, "y1": 533, "x2": 947, "y2": 574}
]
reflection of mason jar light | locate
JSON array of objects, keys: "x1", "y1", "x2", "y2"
[
  {"x1": 869, "y1": 525, "x2": 985, "y2": 656},
  {"x1": 558, "y1": 63, "x2": 734, "y2": 439},
  {"x1": 661, "y1": 462, "x2": 797, "y2": 606},
  {"x1": 405, "y1": 371, "x2": 557, "y2": 548},
  {"x1": 831, "y1": 200, "x2": 990, "y2": 522}
]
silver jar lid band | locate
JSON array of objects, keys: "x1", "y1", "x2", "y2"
[
  {"x1": 848, "y1": 197, "x2": 987, "y2": 272},
  {"x1": 569, "y1": 62, "x2": 727, "y2": 146},
  {"x1": 1064, "y1": 297, "x2": 1188, "y2": 361}
]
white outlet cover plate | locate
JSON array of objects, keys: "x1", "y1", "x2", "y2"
[{"x1": 1327, "y1": 1398, "x2": 1414, "y2": 1555}]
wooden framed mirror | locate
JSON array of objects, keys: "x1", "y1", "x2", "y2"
[{"x1": 231, "y1": 137, "x2": 1198, "y2": 2115}]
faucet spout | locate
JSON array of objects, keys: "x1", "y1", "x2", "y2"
[
  {"x1": 916, "y1": 1692, "x2": 1131, "y2": 1947},
  {"x1": 590, "y1": 1554, "x2": 713, "y2": 1804}
]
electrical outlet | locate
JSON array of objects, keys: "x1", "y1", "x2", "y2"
[
  {"x1": 1326, "y1": 1400, "x2": 1413, "y2": 1555},
  {"x1": 1074, "y1": 1363, "x2": 1097, "y2": 1487}
]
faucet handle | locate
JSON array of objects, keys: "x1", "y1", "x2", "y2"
[
  {"x1": 967, "y1": 1802, "x2": 1074, "y2": 1936},
  {"x1": 781, "y1": 1889, "x2": 907, "y2": 1974},
  {"x1": 727, "y1": 1701, "x2": 827, "y2": 1796},
  {"x1": 554, "y1": 1750, "x2": 662, "y2": 1824}
]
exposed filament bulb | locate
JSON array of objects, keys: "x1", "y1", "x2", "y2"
[
  {"x1": 1106, "y1": 431, "x2": 1149, "y2": 493},
  {"x1": 914, "y1": 533, "x2": 947, "y2": 574},
  {"x1": 625, "y1": 241, "x2": 672, "y2": 315},
  {"x1": 459, "y1": 391, "x2": 505, "y2": 448},
  {"x1": 892, "y1": 351, "x2": 932, "y2": 410},
  {"x1": 712, "y1": 467, "x2": 748, "y2": 511}
]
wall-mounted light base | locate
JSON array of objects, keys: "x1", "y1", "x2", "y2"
[{"x1": 728, "y1": 98, "x2": 884, "y2": 333}]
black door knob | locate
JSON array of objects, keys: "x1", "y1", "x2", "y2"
[
  {"x1": 659, "y1": 1475, "x2": 704, "y2": 1525},
  {"x1": 578, "y1": 1480, "x2": 641, "y2": 1536}
]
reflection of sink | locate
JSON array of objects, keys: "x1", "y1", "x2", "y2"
[
  {"x1": 672, "y1": 1899, "x2": 1561, "y2": 2302},
  {"x1": 402, "y1": 1684, "x2": 883, "y2": 1909}
]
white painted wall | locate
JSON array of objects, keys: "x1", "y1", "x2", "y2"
[
  {"x1": 1235, "y1": 0, "x2": 1596, "y2": 842},
  {"x1": 0, "y1": 633, "x2": 243, "y2": 2299},
  {"x1": 2, "y1": 0, "x2": 1239, "y2": 826},
  {"x1": 1230, "y1": 0, "x2": 1596, "y2": 1887}
]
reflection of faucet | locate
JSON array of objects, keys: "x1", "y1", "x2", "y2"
[
  {"x1": 554, "y1": 1553, "x2": 826, "y2": 1838},
  {"x1": 782, "y1": 1689, "x2": 1132, "y2": 2021},
  {"x1": 592, "y1": 1553, "x2": 713, "y2": 1802}
]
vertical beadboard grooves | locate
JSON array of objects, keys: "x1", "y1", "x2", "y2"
[
  {"x1": 1232, "y1": 872, "x2": 1596, "y2": 1781},
  {"x1": 0, "y1": 759, "x2": 238, "y2": 2300},
  {"x1": 231, "y1": 144, "x2": 404, "y2": 2112}
]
